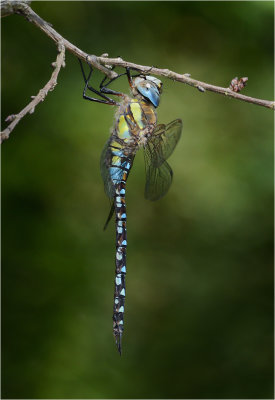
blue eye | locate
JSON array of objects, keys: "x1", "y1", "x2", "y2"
[{"x1": 137, "y1": 84, "x2": 160, "y2": 107}]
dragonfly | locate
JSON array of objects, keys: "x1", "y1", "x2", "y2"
[{"x1": 80, "y1": 59, "x2": 182, "y2": 354}]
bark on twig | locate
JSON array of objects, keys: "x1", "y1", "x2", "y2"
[
  {"x1": 1, "y1": 0, "x2": 31, "y2": 17},
  {"x1": 96, "y1": 56, "x2": 275, "y2": 110},
  {"x1": 1, "y1": 0, "x2": 274, "y2": 142}
]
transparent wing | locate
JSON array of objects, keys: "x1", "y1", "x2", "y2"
[
  {"x1": 149, "y1": 118, "x2": 182, "y2": 167},
  {"x1": 100, "y1": 141, "x2": 115, "y2": 229},
  {"x1": 144, "y1": 118, "x2": 182, "y2": 201},
  {"x1": 100, "y1": 139, "x2": 116, "y2": 199},
  {"x1": 101, "y1": 139, "x2": 130, "y2": 199},
  {"x1": 144, "y1": 161, "x2": 173, "y2": 201},
  {"x1": 103, "y1": 199, "x2": 115, "y2": 230},
  {"x1": 144, "y1": 144, "x2": 173, "y2": 201}
]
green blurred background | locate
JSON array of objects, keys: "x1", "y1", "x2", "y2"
[{"x1": 2, "y1": 2, "x2": 274, "y2": 399}]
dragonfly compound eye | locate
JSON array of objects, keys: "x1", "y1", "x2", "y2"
[{"x1": 135, "y1": 79, "x2": 161, "y2": 107}]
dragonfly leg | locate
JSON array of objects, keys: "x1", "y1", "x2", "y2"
[
  {"x1": 99, "y1": 64, "x2": 145, "y2": 97},
  {"x1": 100, "y1": 67, "x2": 127, "y2": 98},
  {"x1": 126, "y1": 67, "x2": 134, "y2": 89},
  {"x1": 126, "y1": 66, "x2": 156, "y2": 88},
  {"x1": 125, "y1": 67, "x2": 146, "y2": 85},
  {"x1": 79, "y1": 59, "x2": 119, "y2": 106}
]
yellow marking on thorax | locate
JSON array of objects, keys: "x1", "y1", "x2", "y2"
[
  {"x1": 117, "y1": 115, "x2": 131, "y2": 141},
  {"x1": 130, "y1": 102, "x2": 145, "y2": 129}
]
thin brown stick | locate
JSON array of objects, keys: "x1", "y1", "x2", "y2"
[
  {"x1": 1, "y1": 1, "x2": 274, "y2": 142},
  {"x1": 97, "y1": 57, "x2": 275, "y2": 110},
  {"x1": 1, "y1": 0, "x2": 31, "y2": 17},
  {"x1": 4, "y1": 1, "x2": 273, "y2": 110},
  {"x1": 1, "y1": 42, "x2": 65, "y2": 143}
]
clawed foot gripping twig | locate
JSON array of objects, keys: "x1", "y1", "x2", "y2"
[{"x1": 1, "y1": 0, "x2": 274, "y2": 143}]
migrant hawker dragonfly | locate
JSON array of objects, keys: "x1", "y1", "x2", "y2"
[{"x1": 80, "y1": 60, "x2": 182, "y2": 354}]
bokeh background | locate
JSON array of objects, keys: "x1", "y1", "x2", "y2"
[{"x1": 2, "y1": 2, "x2": 274, "y2": 399}]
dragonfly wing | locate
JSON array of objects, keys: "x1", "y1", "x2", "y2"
[
  {"x1": 144, "y1": 144, "x2": 173, "y2": 201},
  {"x1": 150, "y1": 118, "x2": 182, "y2": 167},
  {"x1": 100, "y1": 139, "x2": 116, "y2": 199},
  {"x1": 103, "y1": 199, "x2": 115, "y2": 230},
  {"x1": 143, "y1": 118, "x2": 182, "y2": 200}
]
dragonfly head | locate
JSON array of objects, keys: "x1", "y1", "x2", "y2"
[{"x1": 132, "y1": 75, "x2": 163, "y2": 107}]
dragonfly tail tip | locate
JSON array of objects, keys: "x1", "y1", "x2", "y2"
[{"x1": 115, "y1": 333, "x2": 122, "y2": 356}]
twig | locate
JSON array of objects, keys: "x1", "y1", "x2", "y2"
[
  {"x1": 1, "y1": 0, "x2": 31, "y2": 17},
  {"x1": 96, "y1": 57, "x2": 275, "y2": 110},
  {"x1": 1, "y1": 42, "x2": 65, "y2": 143},
  {"x1": 1, "y1": 1, "x2": 274, "y2": 142}
]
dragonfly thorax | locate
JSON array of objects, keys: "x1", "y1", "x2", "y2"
[{"x1": 132, "y1": 75, "x2": 163, "y2": 108}]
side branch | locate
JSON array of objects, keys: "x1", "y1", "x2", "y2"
[
  {"x1": 1, "y1": 0, "x2": 274, "y2": 135},
  {"x1": 1, "y1": 42, "x2": 65, "y2": 143},
  {"x1": 1, "y1": 1, "x2": 116, "y2": 79}
]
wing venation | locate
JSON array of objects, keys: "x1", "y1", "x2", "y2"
[{"x1": 144, "y1": 118, "x2": 182, "y2": 201}]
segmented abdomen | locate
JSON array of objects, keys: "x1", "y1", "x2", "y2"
[{"x1": 111, "y1": 161, "x2": 131, "y2": 354}]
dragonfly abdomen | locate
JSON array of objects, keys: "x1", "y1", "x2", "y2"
[{"x1": 112, "y1": 162, "x2": 131, "y2": 354}]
